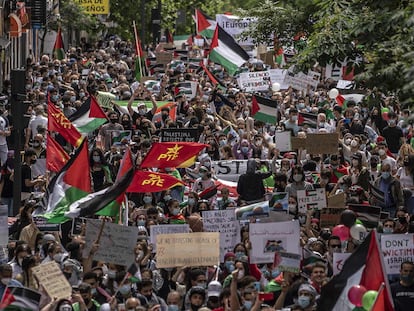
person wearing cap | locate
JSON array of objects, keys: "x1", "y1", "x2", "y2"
[{"x1": 207, "y1": 281, "x2": 222, "y2": 309}]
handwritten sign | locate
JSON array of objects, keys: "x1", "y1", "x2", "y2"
[
  {"x1": 238, "y1": 71, "x2": 271, "y2": 92},
  {"x1": 306, "y1": 133, "x2": 339, "y2": 154},
  {"x1": 156, "y1": 232, "x2": 220, "y2": 268},
  {"x1": 276, "y1": 252, "x2": 301, "y2": 273},
  {"x1": 149, "y1": 224, "x2": 189, "y2": 252},
  {"x1": 32, "y1": 261, "x2": 72, "y2": 300},
  {"x1": 202, "y1": 210, "x2": 240, "y2": 262},
  {"x1": 297, "y1": 189, "x2": 327, "y2": 213},
  {"x1": 161, "y1": 128, "x2": 200, "y2": 142},
  {"x1": 249, "y1": 221, "x2": 301, "y2": 263},
  {"x1": 274, "y1": 131, "x2": 292, "y2": 152},
  {"x1": 333, "y1": 253, "x2": 352, "y2": 275},
  {"x1": 83, "y1": 219, "x2": 139, "y2": 266},
  {"x1": 268, "y1": 69, "x2": 289, "y2": 90},
  {"x1": 381, "y1": 233, "x2": 414, "y2": 275},
  {"x1": 156, "y1": 52, "x2": 173, "y2": 65}
]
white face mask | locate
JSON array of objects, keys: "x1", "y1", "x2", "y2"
[
  {"x1": 378, "y1": 149, "x2": 386, "y2": 156},
  {"x1": 293, "y1": 174, "x2": 303, "y2": 182},
  {"x1": 288, "y1": 204, "x2": 297, "y2": 213},
  {"x1": 350, "y1": 140, "x2": 358, "y2": 147}
]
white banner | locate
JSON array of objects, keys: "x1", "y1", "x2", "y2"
[
  {"x1": 215, "y1": 14, "x2": 255, "y2": 45},
  {"x1": 333, "y1": 252, "x2": 352, "y2": 275},
  {"x1": 381, "y1": 233, "x2": 414, "y2": 275},
  {"x1": 238, "y1": 71, "x2": 271, "y2": 92},
  {"x1": 249, "y1": 220, "x2": 301, "y2": 263},
  {"x1": 202, "y1": 210, "x2": 240, "y2": 262},
  {"x1": 274, "y1": 131, "x2": 292, "y2": 152},
  {"x1": 268, "y1": 69, "x2": 289, "y2": 90},
  {"x1": 212, "y1": 160, "x2": 272, "y2": 182}
]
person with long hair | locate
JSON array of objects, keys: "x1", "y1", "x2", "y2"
[
  {"x1": 396, "y1": 154, "x2": 414, "y2": 212},
  {"x1": 90, "y1": 148, "x2": 113, "y2": 192}
]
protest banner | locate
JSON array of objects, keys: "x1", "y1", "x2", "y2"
[
  {"x1": 269, "y1": 193, "x2": 289, "y2": 212},
  {"x1": 32, "y1": 261, "x2": 72, "y2": 300},
  {"x1": 83, "y1": 219, "x2": 139, "y2": 266},
  {"x1": 212, "y1": 160, "x2": 272, "y2": 182},
  {"x1": 156, "y1": 52, "x2": 173, "y2": 65},
  {"x1": 381, "y1": 233, "x2": 414, "y2": 275},
  {"x1": 238, "y1": 71, "x2": 271, "y2": 92},
  {"x1": 156, "y1": 232, "x2": 220, "y2": 268},
  {"x1": 268, "y1": 69, "x2": 289, "y2": 90},
  {"x1": 160, "y1": 128, "x2": 200, "y2": 142},
  {"x1": 290, "y1": 137, "x2": 307, "y2": 151},
  {"x1": 249, "y1": 220, "x2": 301, "y2": 263},
  {"x1": 150, "y1": 224, "x2": 190, "y2": 252},
  {"x1": 0, "y1": 206, "x2": 8, "y2": 246},
  {"x1": 274, "y1": 131, "x2": 291, "y2": 152},
  {"x1": 235, "y1": 201, "x2": 270, "y2": 220},
  {"x1": 215, "y1": 14, "x2": 255, "y2": 45},
  {"x1": 74, "y1": 0, "x2": 109, "y2": 14},
  {"x1": 297, "y1": 189, "x2": 327, "y2": 214},
  {"x1": 333, "y1": 253, "x2": 352, "y2": 275},
  {"x1": 202, "y1": 210, "x2": 240, "y2": 262},
  {"x1": 306, "y1": 133, "x2": 339, "y2": 154},
  {"x1": 275, "y1": 252, "x2": 301, "y2": 273}
]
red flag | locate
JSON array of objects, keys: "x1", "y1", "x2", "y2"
[
  {"x1": 359, "y1": 232, "x2": 394, "y2": 311},
  {"x1": 63, "y1": 138, "x2": 91, "y2": 193},
  {"x1": 48, "y1": 98, "x2": 83, "y2": 147},
  {"x1": 251, "y1": 95, "x2": 261, "y2": 116},
  {"x1": 127, "y1": 170, "x2": 184, "y2": 192},
  {"x1": 140, "y1": 142, "x2": 208, "y2": 168},
  {"x1": 371, "y1": 283, "x2": 385, "y2": 311},
  {"x1": 46, "y1": 135, "x2": 70, "y2": 172},
  {"x1": 166, "y1": 29, "x2": 174, "y2": 44},
  {"x1": 336, "y1": 94, "x2": 345, "y2": 107},
  {"x1": 200, "y1": 62, "x2": 218, "y2": 86}
]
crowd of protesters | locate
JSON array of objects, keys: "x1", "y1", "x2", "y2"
[{"x1": 1, "y1": 33, "x2": 414, "y2": 311}]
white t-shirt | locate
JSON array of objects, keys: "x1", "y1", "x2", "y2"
[
  {"x1": 0, "y1": 116, "x2": 7, "y2": 145},
  {"x1": 396, "y1": 167, "x2": 414, "y2": 190},
  {"x1": 28, "y1": 115, "x2": 48, "y2": 138}
]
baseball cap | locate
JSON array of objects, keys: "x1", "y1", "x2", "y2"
[{"x1": 207, "y1": 281, "x2": 222, "y2": 298}]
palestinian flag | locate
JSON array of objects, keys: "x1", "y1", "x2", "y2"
[
  {"x1": 0, "y1": 286, "x2": 41, "y2": 310},
  {"x1": 209, "y1": 25, "x2": 249, "y2": 76},
  {"x1": 66, "y1": 148, "x2": 134, "y2": 218},
  {"x1": 318, "y1": 231, "x2": 394, "y2": 311},
  {"x1": 140, "y1": 142, "x2": 208, "y2": 168},
  {"x1": 195, "y1": 9, "x2": 216, "y2": 39},
  {"x1": 252, "y1": 95, "x2": 278, "y2": 124},
  {"x1": 134, "y1": 26, "x2": 145, "y2": 82},
  {"x1": 69, "y1": 95, "x2": 107, "y2": 134},
  {"x1": 348, "y1": 204, "x2": 381, "y2": 228},
  {"x1": 53, "y1": 27, "x2": 65, "y2": 60},
  {"x1": 48, "y1": 98, "x2": 83, "y2": 147},
  {"x1": 111, "y1": 130, "x2": 132, "y2": 145},
  {"x1": 127, "y1": 170, "x2": 184, "y2": 193},
  {"x1": 46, "y1": 135, "x2": 70, "y2": 172},
  {"x1": 275, "y1": 48, "x2": 286, "y2": 67},
  {"x1": 40, "y1": 139, "x2": 91, "y2": 224},
  {"x1": 115, "y1": 100, "x2": 177, "y2": 122},
  {"x1": 298, "y1": 111, "x2": 318, "y2": 128},
  {"x1": 200, "y1": 62, "x2": 226, "y2": 88}
]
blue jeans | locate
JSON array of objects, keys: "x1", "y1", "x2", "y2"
[{"x1": 1, "y1": 197, "x2": 13, "y2": 216}]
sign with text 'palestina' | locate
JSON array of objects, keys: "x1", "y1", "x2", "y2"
[
  {"x1": 249, "y1": 220, "x2": 301, "y2": 263},
  {"x1": 381, "y1": 233, "x2": 414, "y2": 275},
  {"x1": 202, "y1": 210, "x2": 240, "y2": 262}
]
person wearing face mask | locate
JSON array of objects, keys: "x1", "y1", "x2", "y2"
[
  {"x1": 21, "y1": 148, "x2": 46, "y2": 201},
  {"x1": 377, "y1": 140, "x2": 397, "y2": 174},
  {"x1": 90, "y1": 148, "x2": 113, "y2": 192},
  {"x1": 382, "y1": 111, "x2": 404, "y2": 157},
  {"x1": 167, "y1": 199, "x2": 185, "y2": 224},
  {"x1": 342, "y1": 134, "x2": 368, "y2": 167},
  {"x1": 285, "y1": 165, "x2": 314, "y2": 199},
  {"x1": 98, "y1": 111, "x2": 124, "y2": 151},
  {"x1": 390, "y1": 261, "x2": 414, "y2": 311},
  {"x1": 31, "y1": 133, "x2": 47, "y2": 178},
  {"x1": 372, "y1": 163, "x2": 404, "y2": 215},
  {"x1": 237, "y1": 159, "x2": 272, "y2": 204},
  {"x1": 136, "y1": 278, "x2": 167, "y2": 308},
  {"x1": 192, "y1": 166, "x2": 217, "y2": 208},
  {"x1": 396, "y1": 154, "x2": 414, "y2": 213},
  {"x1": 8, "y1": 244, "x2": 30, "y2": 278},
  {"x1": 284, "y1": 108, "x2": 300, "y2": 136},
  {"x1": 72, "y1": 282, "x2": 101, "y2": 311},
  {"x1": 382, "y1": 218, "x2": 396, "y2": 234},
  {"x1": 42, "y1": 242, "x2": 64, "y2": 264},
  {"x1": 82, "y1": 271, "x2": 111, "y2": 305},
  {"x1": 348, "y1": 152, "x2": 370, "y2": 191},
  {"x1": 62, "y1": 93, "x2": 77, "y2": 118},
  {"x1": 25, "y1": 104, "x2": 47, "y2": 150},
  {"x1": 233, "y1": 139, "x2": 252, "y2": 160},
  {"x1": 0, "y1": 263, "x2": 23, "y2": 302}
]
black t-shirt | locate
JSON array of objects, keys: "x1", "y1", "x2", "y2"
[
  {"x1": 382, "y1": 126, "x2": 404, "y2": 153},
  {"x1": 391, "y1": 281, "x2": 414, "y2": 311},
  {"x1": 21, "y1": 163, "x2": 33, "y2": 193}
]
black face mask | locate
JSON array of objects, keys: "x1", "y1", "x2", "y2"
[
  {"x1": 83, "y1": 298, "x2": 90, "y2": 305},
  {"x1": 30, "y1": 159, "x2": 37, "y2": 165},
  {"x1": 404, "y1": 161, "x2": 410, "y2": 167},
  {"x1": 110, "y1": 119, "x2": 118, "y2": 124},
  {"x1": 63, "y1": 272, "x2": 72, "y2": 279},
  {"x1": 122, "y1": 120, "x2": 130, "y2": 126}
]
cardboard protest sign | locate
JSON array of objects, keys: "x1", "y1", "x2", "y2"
[
  {"x1": 297, "y1": 189, "x2": 327, "y2": 213},
  {"x1": 156, "y1": 52, "x2": 173, "y2": 65},
  {"x1": 381, "y1": 233, "x2": 414, "y2": 275},
  {"x1": 156, "y1": 232, "x2": 220, "y2": 268},
  {"x1": 249, "y1": 220, "x2": 301, "y2": 263},
  {"x1": 268, "y1": 69, "x2": 289, "y2": 90},
  {"x1": 32, "y1": 261, "x2": 72, "y2": 300},
  {"x1": 83, "y1": 219, "x2": 139, "y2": 266},
  {"x1": 306, "y1": 133, "x2": 339, "y2": 154},
  {"x1": 274, "y1": 252, "x2": 301, "y2": 273},
  {"x1": 332, "y1": 253, "x2": 352, "y2": 275},
  {"x1": 290, "y1": 137, "x2": 307, "y2": 151},
  {"x1": 238, "y1": 71, "x2": 271, "y2": 92},
  {"x1": 160, "y1": 128, "x2": 200, "y2": 142},
  {"x1": 202, "y1": 210, "x2": 240, "y2": 262},
  {"x1": 149, "y1": 224, "x2": 190, "y2": 252},
  {"x1": 274, "y1": 131, "x2": 292, "y2": 152},
  {"x1": 0, "y1": 206, "x2": 8, "y2": 245}
]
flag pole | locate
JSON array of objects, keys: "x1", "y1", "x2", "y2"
[{"x1": 133, "y1": 20, "x2": 144, "y2": 81}]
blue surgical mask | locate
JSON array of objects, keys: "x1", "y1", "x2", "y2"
[
  {"x1": 241, "y1": 146, "x2": 249, "y2": 154},
  {"x1": 188, "y1": 198, "x2": 196, "y2": 206},
  {"x1": 383, "y1": 227, "x2": 393, "y2": 234},
  {"x1": 70, "y1": 96, "x2": 76, "y2": 102},
  {"x1": 172, "y1": 208, "x2": 180, "y2": 216},
  {"x1": 220, "y1": 139, "x2": 227, "y2": 146},
  {"x1": 381, "y1": 172, "x2": 391, "y2": 179},
  {"x1": 119, "y1": 284, "x2": 131, "y2": 295},
  {"x1": 143, "y1": 196, "x2": 152, "y2": 204},
  {"x1": 168, "y1": 305, "x2": 179, "y2": 311},
  {"x1": 297, "y1": 295, "x2": 311, "y2": 308},
  {"x1": 225, "y1": 261, "x2": 235, "y2": 272},
  {"x1": 243, "y1": 300, "x2": 252, "y2": 310},
  {"x1": 271, "y1": 269, "x2": 280, "y2": 278},
  {"x1": 235, "y1": 251, "x2": 245, "y2": 259},
  {"x1": 164, "y1": 195, "x2": 172, "y2": 202},
  {"x1": 137, "y1": 220, "x2": 146, "y2": 226}
]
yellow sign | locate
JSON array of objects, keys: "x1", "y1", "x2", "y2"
[
  {"x1": 142, "y1": 173, "x2": 164, "y2": 187},
  {"x1": 156, "y1": 232, "x2": 220, "y2": 268},
  {"x1": 75, "y1": 0, "x2": 110, "y2": 15},
  {"x1": 157, "y1": 144, "x2": 182, "y2": 161}
]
